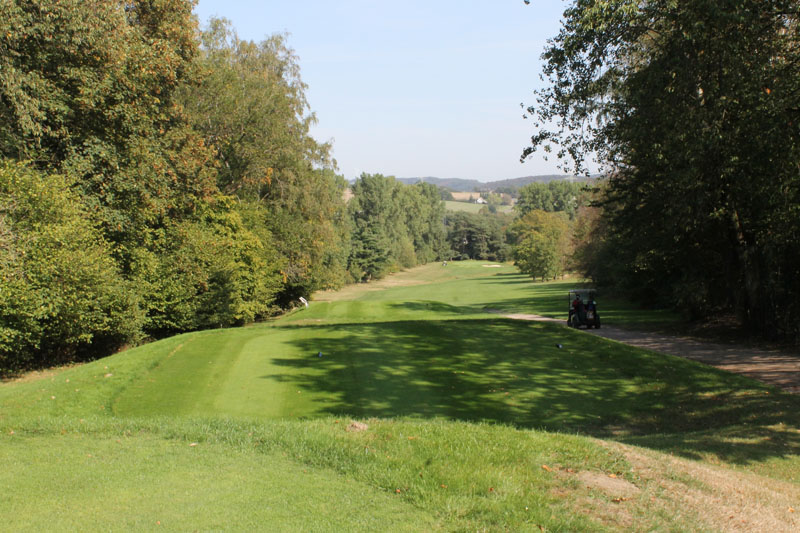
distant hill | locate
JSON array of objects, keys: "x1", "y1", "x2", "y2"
[
  {"x1": 396, "y1": 174, "x2": 590, "y2": 192},
  {"x1": 395, "y1": 177, "x2": 482, "y2": 192}
]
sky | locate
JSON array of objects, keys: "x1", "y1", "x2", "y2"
[{"x1": 192, "y1": 1, "x2": 571, "y2": 182}]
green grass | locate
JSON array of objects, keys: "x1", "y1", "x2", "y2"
[
  {"x1": 101, "y1": 320, "x2": 776, "y2": 437},
  {"x1": 1, "y1": 416, "x2": 630, "y2": 531},
  {"x1": 0, "y1": 428, "x2": 436, "y2": 531},
  {"x1": 1, "y1": 260, "x2": 798, "y2": 531},
  {"x1": 444, "y1": 200, "x2": 513, "y2": 214},
  {"x1": 306, "y1": 262, "x2": 680, "y2": 328}
]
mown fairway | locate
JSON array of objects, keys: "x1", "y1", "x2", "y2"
[{"x1": 2, "y1": 261, "x2": 799, "y2": 531}]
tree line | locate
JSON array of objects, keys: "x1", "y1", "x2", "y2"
[
  {"x1": 0, "y1": 3, "x2": 462, "y2": 373},
  {"x1": 522, "y1": 0, "x2": 800, "y2": 342},
  {"x1": 0, "y1": 1, "x2": 559, "y2": 373}
]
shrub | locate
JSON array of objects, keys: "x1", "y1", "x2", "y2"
[
  {"x1": 0, "y1": 162, "x2": 141, "y2": 372},
  {"x1": 134, "y1": 196, "x2": 282, "y2": 336}
]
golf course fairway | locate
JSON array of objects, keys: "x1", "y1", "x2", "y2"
[{"x1": 2, "y1": 261, "x2": 799, "y2": 531}]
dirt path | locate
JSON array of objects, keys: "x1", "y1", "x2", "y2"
[{"x1": 492, "y1": 311, "x2": 800, "y2": 394}]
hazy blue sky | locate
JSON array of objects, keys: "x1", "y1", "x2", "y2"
[{"x1": 193, "y1": 1, "x2": 570, "y2": 182}]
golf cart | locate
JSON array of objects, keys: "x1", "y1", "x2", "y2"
[{"x1": 568, "y1": 289, "x2": 601, "y2": 329}]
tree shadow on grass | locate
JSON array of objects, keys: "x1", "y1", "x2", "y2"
[
  {"x1": 478, "y1": 276, "x2": 571, "y2": 315},
  {"x1": 266, "y1": 318, "x2": 800, "y2": 465},
  {"x1": 621, "y1": 420, "x2": 800, "y2": 464},
  {"x1": 386, "y1": 301, "x2": 489, "y2": 316},
  {"x1": 480, "y1": 276, "x2": 533, "y2": 285}
]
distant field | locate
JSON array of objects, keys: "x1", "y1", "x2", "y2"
[
  {"x1": 2, "y1": 261, "x2": 798, "y2": 531},
  {"x1": 445, "y1": 200, "x2": 513, "y2": 213},
  {"x1": 449, "y1": 191, "x2": 481, "y2": 201}
]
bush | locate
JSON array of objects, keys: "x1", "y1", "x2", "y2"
[
  {"x1": 0, "y1": 162, "x2": 142, "y2": 372},
  {"x1": 133, "y1": 196, "x2": 282, "y2": 336}
]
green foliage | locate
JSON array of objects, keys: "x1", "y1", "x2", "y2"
[
  {"x1": 403, "y1": 181, "x2": 448, "y2": 263},
  {"x1": 438, "y1": 187, "x2": 454, "y2": 201},
  {"x1": 347, "y1": 174, "x2": 447, "y2": 281},
  {"x1": 509, "y1": 210, "x2": 571, "y2": 280},
  {"x1": 348, "y1": 225, "x2": 393, "y2": 282},
  {"x1": 0, "y1": 5, "x2": 355, "y2": 369},
  {"x1": 514, "y1": 232, "x2": 559, "y2": 281},
  {"x1": 131, "y1": 197, "x2": 283, "y2": 335},
  {"x1": 444, "y1": 211, "x2": 511, "y2": 261},
  {"x1": 347, "y1": 174, "x2": 399, "y2": 281},
  {"x1": 184, "y1": 19, "x2": 350, "y2": 303},
  {"x1": 525, "y1": 0, "x2": 800, "y2": 339},
  {"x1": 0, "y1": 0, "x2": 217, "y2": 241},
  {"x1": 0, "y1": 162, "x2": 141, "y2": 372},
  {"x1": 515, "y1": 180, "x2": 587, "y2": 219}
]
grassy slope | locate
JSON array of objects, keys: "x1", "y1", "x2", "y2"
[
  {"x1": 1, "y1": 430, "x2": 435, "y2": 531},
  {"x1": 1, "y1": 261, "x2": 798, "y2": 531}
]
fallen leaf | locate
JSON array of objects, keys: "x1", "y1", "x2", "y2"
[
  {"x1": 608, "y1": 473, "x2": 617, "y2": 479},
  {"x1": 189, "y1": 443, "x2": 198, "y2": 447},
  {"x1": 440, "y1": 484, "x2": 447, "y2": 488},
  {"x1": 612, "y1": 497, "x2": 629, "y2": 503},
  {"x1": 395, "y1": 489, "x2": 402, "y2": 493},
  {"x1": 346, "y1": 421, "x2": 368, "y2": 432},
  {"x1": 541, "y1": 464, "x2": 552, "y2": 472},
  {"x1": 488, "y1": 487, "x2": 495, "y2": 492},
  {"x1": 789, "y1": 507, "x2": 795, "y2": 513}
]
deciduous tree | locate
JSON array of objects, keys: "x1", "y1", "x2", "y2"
[{"x1": 524, "y1": 0, "x2": 800, "y2": 338}]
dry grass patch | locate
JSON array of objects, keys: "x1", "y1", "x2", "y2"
[
  {"x1": 314, "y1": 264, "x2": 465, "y2": 302},
  {"x1": 601, "y1": 441, "x2": 800, "y2": 532},
  {"x1": 548, "y1": 439, "x2": 799, "y2": 531},
  {"x1": 1, "y1": 364, "x2": 82, "y2": 385},
  {"x1": 313, "y1": 277, "x2": 428, "y2": 301}
]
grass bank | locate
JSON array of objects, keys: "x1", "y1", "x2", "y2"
[{"x1": 1, "y1": 261, "x2": 798, "y2": 531}]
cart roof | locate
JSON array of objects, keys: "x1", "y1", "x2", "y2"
[{"x1": 569, "y1": 289, "x2": 596, "y2": 297}]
